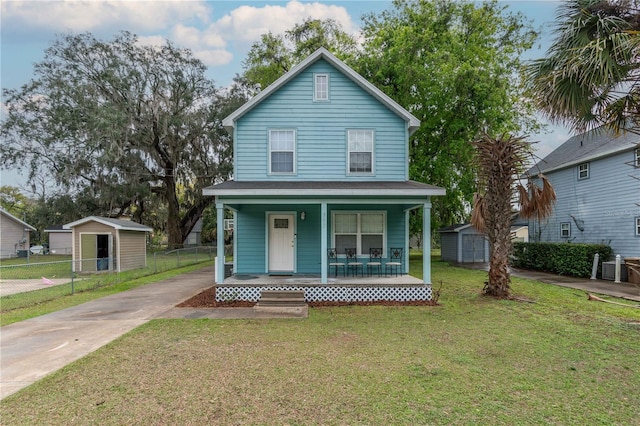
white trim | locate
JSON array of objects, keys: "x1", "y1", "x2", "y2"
[
  {"x1": 635, "y1": 148, "x2": 640, "y2": 167},
  {"x1": 635, "y1": 217, "x2": 640, "y2": 236},
  {"x1": 222, "y1": 48, "x2": 420, "y2": 134},
  {"x1": 577, "y1": 162, "x2": 589, "y2": 180},
  {"x1": 64, "y1": 216, "x2": 152, "y2": 232},
  {"x1": 205, "y1": 188, "x2": 446, "y2": 197},
  {"x1": 560, "y1": 222, "x2": 571, "y2": 238},
  {"x1": 331, "y1": 211, "x2": 386, "y2": 257},
  {"x1": 216, "y1": 198, "x2": 435, "y2": 206},
  {"x1": 268, "y1": 129, "x2": 296, "y2": 175},
  {"x1": 347, "y1": 129, "x2": 375, "y2": 175},
  {"x1": 314, "y1": 73, "x2": 329, "y2": 101}
]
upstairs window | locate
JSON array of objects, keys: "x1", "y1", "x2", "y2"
[
  {"x1": 578, "y1": 162, "x2": 589, "y2": 180},
  {"x1": 269, "y1": 129, "x2": 295, "y2": 174},
  {"x1": 636, "y1": 217, "x2": 640, "y2": 236},
  {"x1": 314, "y1": 74, "x2": 329, "y2": 101},
  {"x1": 348, "y1": 129, "x2": 374, "y2": 174},
  {"x1": 560, "y1": 222, "x2": 571, "y2": 238}
]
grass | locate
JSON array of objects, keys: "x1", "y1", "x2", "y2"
[
  {"x1": 0, "y1": 261, "x2": 213, "y2": 326},
  {"x1": 1, "y1": 254, "x2": 639, "y2": 424}
]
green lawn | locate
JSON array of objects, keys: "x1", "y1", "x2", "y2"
[{"x1": 1, "y1": 254, "x2": 639, "y2": 425}]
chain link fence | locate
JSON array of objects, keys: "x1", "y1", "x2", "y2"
[{"x1": 0, "y1": 246, "x2": 216, "y2": 312}]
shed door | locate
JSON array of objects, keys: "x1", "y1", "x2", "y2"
[
  {"x1": 81, "y1": 234, "x2": 96, "y2": 272},
  {"x1": 268, "y1": 214, "x2": 295, "y2": 273},
  {"x1": 462, "y1": 234, "x2": 485, "y2": 263}
]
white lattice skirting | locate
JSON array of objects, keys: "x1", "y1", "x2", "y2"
[{"x1": 216, "y1": 285, "x2": 432, "y2": 302}]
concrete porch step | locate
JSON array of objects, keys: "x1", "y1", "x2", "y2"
[{"x1": 256, "y1": 290, "x2": 306, "y2": 307}]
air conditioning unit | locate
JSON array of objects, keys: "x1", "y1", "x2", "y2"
[
  {"x1": 223, "y1": 218, "x2": 234, "y2": 231},
  {"x1": 602, "y1": 261, "x2": 628, "y2": 281}
]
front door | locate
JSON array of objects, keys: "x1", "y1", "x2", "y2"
[{"x1": 268, "y1": 214, "x2": 295, "y2": 273}]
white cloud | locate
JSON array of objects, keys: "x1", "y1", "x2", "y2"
[
  {"x1": 1, "y1": 0, "x2": 211, "y2": 33},
  {"x1": 211, "y1": 1, "x2": 357, "y2": 44}
]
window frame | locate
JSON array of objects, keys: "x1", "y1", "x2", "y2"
[
  {"x1": 635, "y1": 148, "x2": 640, "y2": 168},
  {"x1": 268, "y1": 129, "x2": 296, "y2": 175},
  {"x1": 560, "y1": 222, "x2": 571, "y2": 238},
  {"x1": 332, "y1": 211, "x2": 386, "y2": 256},
  {"x1": 578, "y1": 162, "x2": 590, "y2": 180},
  {"x1": 636, "y1": 217, "x2": 640, "y2": 236},
  {"x1": 314, "y1": 73, "x2": 329, "y2": 101},
  {"x1": 346, "y1": 129, "x2": 375, "y2": 175}
]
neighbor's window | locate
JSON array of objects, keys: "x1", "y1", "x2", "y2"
[
  {"x1": 578, "y1": 162, "x2": 589, "y2": 180},
  {"x1": 636, "y1": 217, "x2": 640, "y2": 236},
  {"x1": 269, "y1": 129, "x2": 295, "y2": 174},
  {"x1": 347, "y1": 129, "x2": 374, "y2": 174},
  {"x1": 314, "y1": 74, "x2": 329, "y2": 101},
  {"x1": 560, "y1": 222, "x2": 571, "y2": 238},
  {"x1": 635, "y1": 148, "x2": 640, "y2": 168},
  {"x1": 333, "y1": 211, "x2": 385, "y2": 256}
]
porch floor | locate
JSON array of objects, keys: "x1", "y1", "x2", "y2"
[{"x1": 220, "y1": 273, "x2": 424, "y2": 286}]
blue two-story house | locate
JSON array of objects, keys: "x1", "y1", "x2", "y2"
[
  {"x1": 525, "y1": 127, "x2": 639, "y2": 258},
  {"x1": 204, "y1": 48, "x2": 445, "y2": 302}
]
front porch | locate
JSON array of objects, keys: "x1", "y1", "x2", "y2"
[{"x1": 216, "y1": 273, "x2": 431, "y2": 302}]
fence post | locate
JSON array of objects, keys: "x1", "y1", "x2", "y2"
[
  {"x1": 154, "y1": 252, "x2": 157, "y2": 273},
  {"x1": 70, "y1": 259, "x2": 75, "y2": 295},
  {"x1": 177, "y1": 249, "x2": 180, "y2": 267}
]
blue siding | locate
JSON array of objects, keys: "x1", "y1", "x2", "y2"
[
  {"x1": 529, "y1": 149, "x2": 640, "y2": 258},
  {"x1": 440, "y1": 233, "x2": 458, "y2": 262},
  {"x1": 235, "y1": 60, "x2": 408, "y2": 181},
  {"x1": 234, "y1": 203, "x2": 410, "y2": 274}
]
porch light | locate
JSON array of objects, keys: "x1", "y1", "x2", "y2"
[{"x1": 300, "y1": 211, "x2": 306, "y2": 221}]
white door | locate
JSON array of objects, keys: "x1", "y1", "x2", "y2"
[{"x1": 268, "y1": 214, "x2": 295, "y2": 272}]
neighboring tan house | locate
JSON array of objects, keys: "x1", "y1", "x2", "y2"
[
  {"x1": 44, "y1": 225, "x2": 73, "y2": 255},
  {"x1": 204, "y1": 48, "x2": 445, "y2": 302},
  {"x1": 64, "y1": 216, "x2": 152, "y2": 272},
  {"x1": 525, "y1": 127, "x2": 640, "y2": 258},
  {"x1": 0, "y1": 208, "x2": 36, "y2": 258}
]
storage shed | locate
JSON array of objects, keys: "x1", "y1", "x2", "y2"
[
  {"x1": 438, "y1": 223, "x2": 489, "y2": 263},
  {"x1": 64, "y1": 216, "x2": 152, "y2": 272},
  {"x1": 0, "y1": 208, "x2": 36, "y2": 258},
  {"x1": 44, "y1": 225, "x2": 73, "y2": 255}
]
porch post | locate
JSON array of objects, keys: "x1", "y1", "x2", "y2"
[
  {"x1": 423, "y1": 199, "x2": 432, "y2": 284},
  {"x1": 321, "y1": 202, "x2": 328, "y2": 284},
  {"x1": 216, "y1": 202, "x2": 225, "y2": 284}
]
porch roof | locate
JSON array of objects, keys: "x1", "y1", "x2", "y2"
[{"x1": 203, "y1": 180, "x2": 446, "y2": 198}]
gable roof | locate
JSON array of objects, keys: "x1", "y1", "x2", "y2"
[
  {"x1": 63, "y1": 216, "x2": 152, "y2": 232},
  {"x1": 526, "y1": 127, "x2": 639, "y2": 176},
  {"x1": 0, "y1": 208, "x2": 36, "y2": 231},
  {"x1": 222, "y1": 48, "x2": 421, "y2": 134}
]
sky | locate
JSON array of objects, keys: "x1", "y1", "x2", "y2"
[{"x1": 0, "y1": 0, "x2": 569, "y2": 190}]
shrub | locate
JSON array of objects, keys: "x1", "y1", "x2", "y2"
[{"x1": 512, "y1": 242, "x2": 613, "y2": 278}]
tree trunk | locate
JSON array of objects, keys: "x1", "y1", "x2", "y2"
[{"x1": 164, "y1": 174, "x2": 183, "y2": 250}]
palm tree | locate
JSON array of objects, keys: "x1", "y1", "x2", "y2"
[
  {"x1": 471, "y1": 134, "x2": 556, "y2": 299},
  {"x1": 524, "y1": 0, "x2": 640, "y2": 133}
]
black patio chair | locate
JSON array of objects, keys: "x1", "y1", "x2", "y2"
[
  {"x1": 327, "y1": 248, "x2": 345, "y2": 277},
  {"x1": 367, "y1": 247, "x2": 383, "y2": 277},
  {"x1": 345, "y1": 248, "x2": 363, "y2": 277},
  {"x1": 385, "y1": 247, "x2": 403, "y2": 277}
]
